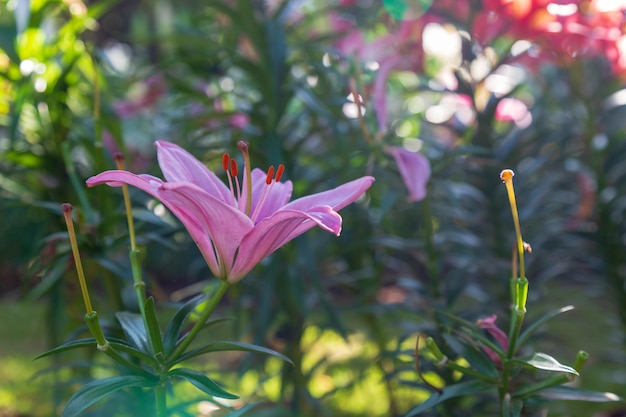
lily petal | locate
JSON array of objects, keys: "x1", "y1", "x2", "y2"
[
  {"x1": 385, "y1": 147, "x2": 430, "y2": 202},
  {"x1": 86, "y1": 170, "x2": 254, "y2": 278},
  {"x1": 228, "y1": 206, "x2": 343, "y2": 282},
  {"x1": 155, "y1": 141, "x2": 233, "y2": 204},
  {"x1": 282, "y1": 176, "x2": 375, "y2": 212}
]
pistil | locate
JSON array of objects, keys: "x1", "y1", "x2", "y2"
[
  {"x1": 251, "y1": 164, "x2": 285, "y2": 222},
  {"x1": 237, "y1": 141, "x2": 253, "y2": 216}
]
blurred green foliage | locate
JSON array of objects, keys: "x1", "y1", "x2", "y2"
[{"x1": 1, "y1": 0, "x2": 626, "y2": 416}]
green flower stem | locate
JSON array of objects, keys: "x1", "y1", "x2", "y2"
[
  {"x1": 85, "y1": 311, "x2": 108, "y2": 348},
  {"x1": 155, "y1": 382, "x2": 167, "y2": 417},
  {"x1": 506, "y1": 306, "x2": 526, "y2": 359},
  {"x1": 169, "y1": 280, "x2": 230, "y2": 361},
  {"x1": 421, "y1": 193, "x2": 440, "y2": 299},
  {"x1": 115, "y1": 163, "x2": 163, "y2": 357}
]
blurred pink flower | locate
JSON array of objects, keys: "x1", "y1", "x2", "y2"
[
  {"x1": 495, "y1": 98, "x2": 532, "y2": 128},
  {"x1": 385, "y1": 147, "x2": 430, "y2": 202},
  {"x1": 228, "y1": 113, "x2": 250, "y2": 130},
  {"x1": 113, "y1": 75, "x2": 166, "y2": 118},
  {"x1": 331, "y1": 11, "x2": 427, "y2": 131},
  {"x1": 87, "y1": 141, "x2": 374, "y2": 283}
]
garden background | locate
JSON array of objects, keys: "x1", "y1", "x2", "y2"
[{"x1": 1, "y1": 0, "x2": 626, "y2": 416}]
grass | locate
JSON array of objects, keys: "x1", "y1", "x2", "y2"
[{"x1": 0, "y1": 299, "x2": 54, "y2": 416}]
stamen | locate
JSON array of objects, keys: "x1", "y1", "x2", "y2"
[
  {"x1": 251, "y1": 165, "x2": 278, "y2": 222},
  {"x1": 275, "y1": 164, "x2": 285, "y2": 182},
  {"x1": 266, "y1": 165, "x2": 275, "y2": 185},
  {"x1": 222, "y1": 153, "x2": 237, "y2": 206},
  {"x1": 231, "y1": 159, "x2": 241, "y2": 202}
]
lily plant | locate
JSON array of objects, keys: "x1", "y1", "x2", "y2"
[{"x1": 42, "y1": 141, "x2": 374, "y2": 417}]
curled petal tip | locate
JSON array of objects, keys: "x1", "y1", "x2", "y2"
[{"x1": 500, "y1": 169, "x2": 515, "y2": 182}]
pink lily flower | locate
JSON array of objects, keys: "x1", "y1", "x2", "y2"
[
  {"x1": 86, "y1": 141, "x2": 374, "y2": 283},
  {"x1": 384, "y1": 147, "x2": 431, "y2": 202}
]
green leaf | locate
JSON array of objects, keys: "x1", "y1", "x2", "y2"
[
  {"x1": 35, "y1": 337, "x2": 160, "y2": 369},
  {"x1": 168, "y1": 367, "x2": 238, "y2": 399},
  {"x1": 522, "y1": 353, "x2": 578, "y2": 375},
  {"x1": 108, "y1": 340, "x2": 160, "y2": 368},
  {"x1": 436, "y1": 310, "x2": 504, "y2": 355},
  {"x1": 536, "y1": 386, "x2": 623, "y2": 402},
  {"x1": 163, "y1": 294, "x2": 207, "y2": 356},
  {"x1": 404, "y1": 380, "x2": 494, "y2": 416},
  {"x1": 61, "y1": 376, "x2": 156, "y2": 417},
  {"x1": 172, "y1": 340, "x2": 294, "y2": 366},
  {"x1": 516, "y1": 305, "x2": 574, "y2": 349},
  {"x1": 116, "y1": 311, "x2": 150, "y2": 354},
  {"x1": 442, "y1": 333, "x2": 499, "y2": 380},
  {"x1": 35, "y1": 338, "x2": 97, "y2": 359},
  {"x1": 144, "y1": 297, "x2": 164, "y2": 355}
]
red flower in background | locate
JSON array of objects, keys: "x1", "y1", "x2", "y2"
[{"x1": 475, "y1": 0, "x2": 626, "y2": 74}]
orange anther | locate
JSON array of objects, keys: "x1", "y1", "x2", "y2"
[
  {"x1": 275, "y1": 164, "x2": 285, "y2": 182},
  {"x1": 266, "y1": 166, "x2": 275, "y2": 185},
  {"x1": 222, "y1": 153, "x2": 230, "y2": 172},
  {"x1": 230, "y1": 159, "x2": 238, "y2": 177}
]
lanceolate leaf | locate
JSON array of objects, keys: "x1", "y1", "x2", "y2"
[
  {"x1": 171, "y1": 340, "x2": 294, "y2": 366},
  {"x1": 442, "y1": 333, "x2": 499, "y2": 380},
  {"x1": 163, "y1": 294, "x2": 206, "y2": 356},
  {"x1": 36, "y1": 336, "x2": 160, "y2": 369},
  {"x1": 536, "y1": 386, "x2": 623, "y2": 402},
  {"x1": 35, "y1": 338, "x2": 98, "y2": 359},
  {"x1": 404, "y1": 380, "x2": 494, "y2": 416},
  {"x1": 116, "y1": 311, "x2": 150, "y2": 353},
  {"x1": 61, "y1": 375, "x2": 156, "y2": 417},
  {"x1": 144, "y1": 296, "x2": 164, "y2": 355},
  {"x1": 522, "y1": 353, "x2": 579, "y2": 375},
  {"x1": 516, "y1": 305, "x2": 574, "y2": 349},
  {"x1": 168, "y1": 367, "x2": 238, "y2": 399}
]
